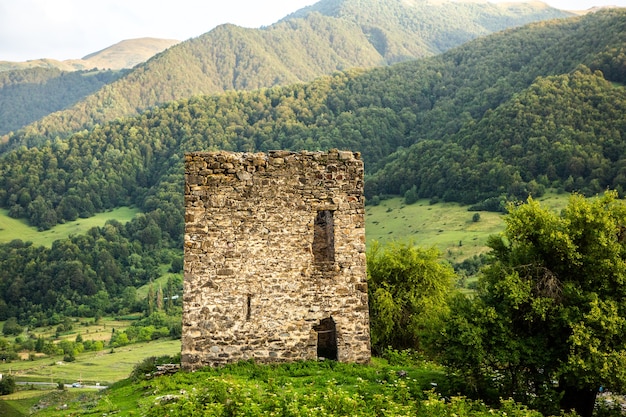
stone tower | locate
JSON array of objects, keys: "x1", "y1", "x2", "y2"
[{"x1": 182, "y1": 150, "x2": 370, "y2": 369}]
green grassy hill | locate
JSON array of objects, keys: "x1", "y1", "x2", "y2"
[
  {"x1": 0, "y1": 206, "x2": 140, "y2": 247},
  {"x1": 365, "y1": 192, "x2": 570, "y2": 263}
]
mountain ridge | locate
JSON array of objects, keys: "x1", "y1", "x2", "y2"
[
  {"x1": 0, "y1": 37, "x2": 179, "y2": 72},
  {"x1": 3, "y1": 0, "x2": 571, "y2": 142}
]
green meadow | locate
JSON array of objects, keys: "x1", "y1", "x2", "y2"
[
  {"x1": 0, "y1": 315, "x2": 180, "y2": 417},
  {"x1": 0, "y1": 338, "x2": 181, "y2": 416},
  {"x1": 365, "y1": 192, "x2": 571, "y2": 263},
  {"x1": 0, "y1": 336, "x2": 180, "y2": 387},
  {"x1": 0, "y1": 207, "x2": 140, "y2": 247},
  {"x1": 0, "y1": 389, "x2": 45, "y2": 417}
]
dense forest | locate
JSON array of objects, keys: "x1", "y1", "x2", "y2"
[
  {"x1": 285, "y1": 0, "x2": 570, "y2": 56},
  {"x1": 0, "y1": 9, "x2": 624, "y2": 323},
  {"x1": 1, "y1": 0, "x2": 569, "y2": 142},
  {"x1": 0, "y1": 68, "x2": 125, "y2": 135}
]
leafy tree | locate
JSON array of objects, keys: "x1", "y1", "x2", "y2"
[
  {"x1": 169, "y1": 256, "x2": 183, "y2": 273},
  {"x1": 156, "y1": 285, "x2": 164, "y2": 311},
  {"x1": 403, "y1": 185, "x2": 419, "y2": 205},
  {"x1": 0, "y1": 374, "x2": 16, "y2": 395},
  {"x1": 110, "y1": 332, "x2": 130, "y2": 348},
  {"x1": 2, "y1": 317, "x2": 22, "y2": 336},
  {"x1": 34, "y1": 336, "x2": 45, "y2": 353},
  {"x1": 441, "y1": 191, "x2": 626, "y2": 417},
  {"x1": 367, "y1": 241, "x2": 455, "y2": 354}
]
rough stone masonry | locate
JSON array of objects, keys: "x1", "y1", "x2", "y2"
[{"x1": 182, "y1": 150, "x2": 371, "y2": 369}]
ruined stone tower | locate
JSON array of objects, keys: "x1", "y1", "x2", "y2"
[{"x1": 182, "y1": 150, "x2": 370, "y2": 369}]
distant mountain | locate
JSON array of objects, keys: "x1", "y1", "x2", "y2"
[
  {"x1": 282, "y1": 0, "x2": 571, "y2": 60},
  {"x1": 80, "y1": 38, "x2": 180, "y2": 70},
  {"x1": 6, "y1": 0, "x2": 571, "y2": 143},
  {"x1": 0, "y1": 38, "x2": 178, "y2": 136},
  {"x1": 0, "y1": 38, "x2": 179, "y2": 72}
]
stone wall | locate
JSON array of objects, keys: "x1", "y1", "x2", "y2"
[{"x1": 183, "y1": 150, "x2": 371, "y2": 369}]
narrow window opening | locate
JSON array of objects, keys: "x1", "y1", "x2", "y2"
[
  {"x1": 313, "y1": 210, "x2": 335, "y2": 263},
  {"x1": 314, "y1": 317, "x2": 338, "y2": 361},
  {"x1": 245, "y1": 294, "x2": 252, "y2": 321}
]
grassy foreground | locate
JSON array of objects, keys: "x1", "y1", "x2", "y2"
[
  {"x1": 28, "y1": 357, "x2": 545, "y2": 417},
  {"x1": 1, "y1": 192, "x2": 575, "y2": 415}
]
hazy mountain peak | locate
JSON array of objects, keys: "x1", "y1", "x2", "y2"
[
  {"x1": 0, "y1": 37, "x2": 179, "y2": 72},
  {"x1": 81, "y1": 37, "x2": 180, "y2": 69}
]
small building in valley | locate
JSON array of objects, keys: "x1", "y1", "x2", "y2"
[{"x1": 182, "y1": 150, "x2": 370, "y2": 369}]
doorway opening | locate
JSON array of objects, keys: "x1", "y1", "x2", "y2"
[{"x1": 314, "y1": 317, "x2": 338, "y2": 360}]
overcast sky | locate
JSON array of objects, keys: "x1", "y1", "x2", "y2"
[{"x1": 1, "y1": 0, "x2": 624, "y2": 62}]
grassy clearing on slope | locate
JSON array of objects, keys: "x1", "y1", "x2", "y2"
[
  {"x1": 0, "y1": 207, "x2": 140, "y2": 247},
  {"x1": 1, "y1": 319, "x2": 180, "y2": 417},
  {"x1": 25, "y1": 339, "x2": 181, "y2": 386},
  {"x1": 135, "y1": 265, "x2": 182, "y2": 300},
  {"x1": 365, "y1": 192, "x2": 571, "y2": 263},
  {"x1": 1, "y1": 389, "x2": 50, "y2": 416},
  {"x1": 0, "y1": 399, "x2": 24, "y2": 417},
  {"x1": 1, "y1": 338, "x2": 180, "y2": 387},
  {"x1": 366, "y1": 197, "x2": 504, "y2": 263},
  {"x1": 47, "y1": 317, "x2": 138, "y2": 344}
]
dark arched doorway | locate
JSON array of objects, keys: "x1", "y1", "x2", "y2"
[{"x1": 314, "y1": 317, "x2": 338, "y2": 360}]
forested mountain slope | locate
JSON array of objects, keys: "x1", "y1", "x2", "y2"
[
  {"x1": 0, "y1": 68, "x2": 126, "y2": 136},
  {"x1": 0, "y1": 39, "x2": 177, "y2": 136},
  {"x1": 284, "y1": 0, "x2": 570, "y2": 60},
  {"x1": 5, "y1": 0, "x2": 569, "y2": 143},
  {"x1": 0, "y1": 9, "x2": 624, "y2": 320}
]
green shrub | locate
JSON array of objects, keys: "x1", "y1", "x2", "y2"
[
  {"x1": 0, "y1": 374, "x2": 16, "y2": 395},
  {"x1": 2, "y1": 317, "x2": 22, "y2": 336},
  {"x1": 130, "y1": 354, "x2": 180, "y2": 381}
]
